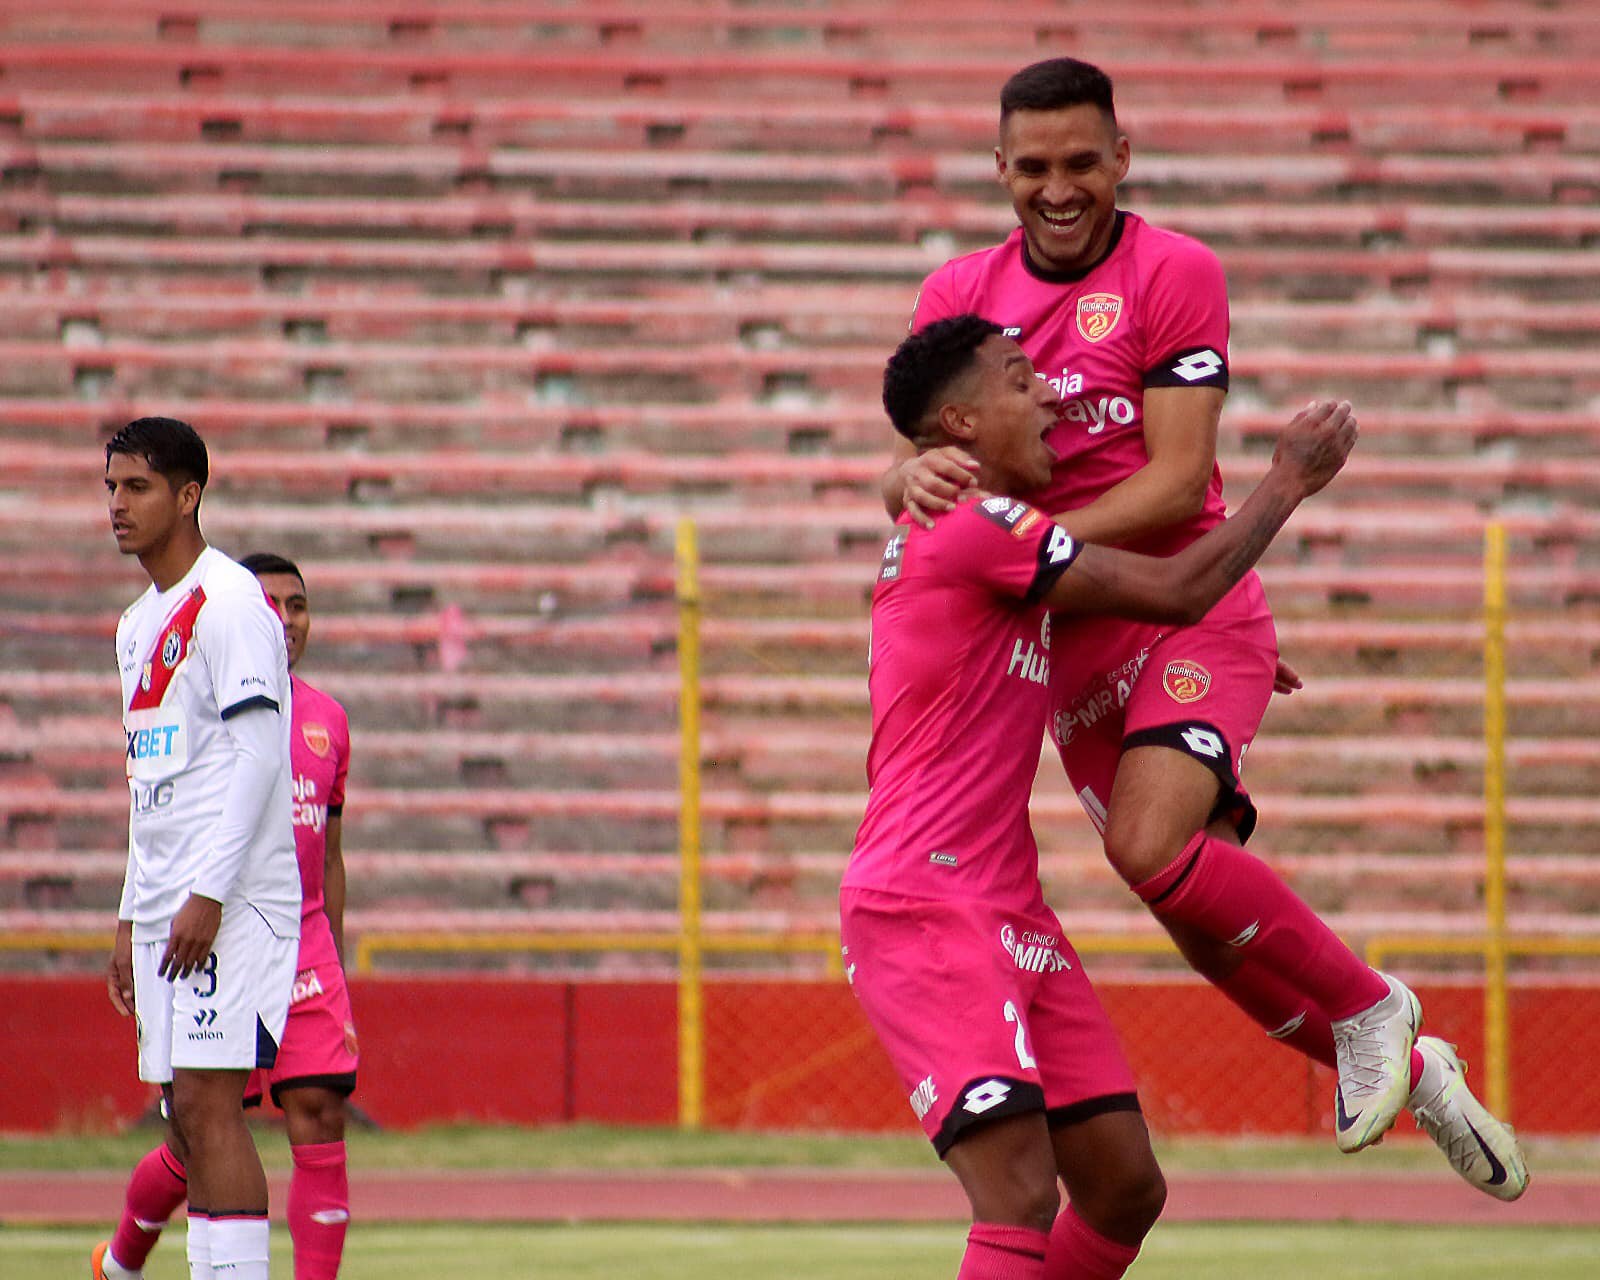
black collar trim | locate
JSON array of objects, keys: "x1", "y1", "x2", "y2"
[{"x1": 1019, "y1": 210, "x2": 1127, "y2": 284}]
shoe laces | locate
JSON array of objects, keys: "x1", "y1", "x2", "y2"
[
  {"x1": 1332, "y1": 1009, "x2": 1402, "y2": 1097},
  {"x1": 1412, "y1": 1080, "x2": 1484, "y2": 1172}
]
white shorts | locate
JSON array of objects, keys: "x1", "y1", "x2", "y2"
[{"x1": 133, "y1": 904, "x2": 296, "y2": 1082}]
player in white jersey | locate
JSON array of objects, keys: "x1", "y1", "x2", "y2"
[{"x1": 104, "y1": 416, "x2": 301, "y2": 1280}]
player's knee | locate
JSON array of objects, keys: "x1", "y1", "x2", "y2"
[
  {"x1": 1119, "y1": 1163, "x2": 1167, "y2": 1239},
  {"x1": 284, "y1": 1089, "x2": 346, "y2": 1146},
  {"x1": 1006, "y1": 1170, "x2": 1062, "y2": 1234},
  {"x1": 169, "y1": 1072, "x2": 245, "y2": 1136},
  {"x1": 1076, "y1": 1161, "x2": 1166, "y2": 1245},
  {"x1": 974, "y1": 1159, "x2": 1061, "y2": 1232},
  {"x1": 1101, "y1": 810, "x2": 1185, "y2": 885}
]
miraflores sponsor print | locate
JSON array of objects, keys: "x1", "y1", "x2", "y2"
[
  {"x1": 1051, "y1": 645, "x2": 1154, "y2": 747},
  {"x1": 1000, "y1": 923, "x2": 1072, "y2": 974}
]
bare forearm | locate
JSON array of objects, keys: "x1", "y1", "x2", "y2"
[{"x1": 1167, "y1": 467, "x2": 1301, "y2": 617}]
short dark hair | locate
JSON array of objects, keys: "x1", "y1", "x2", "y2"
[
  {"x1": 237, "y1": 552, "x2": 305, "y2": 586},
  {"x1": 105, "y1": 417, "x2": 209, "y2": 499},
  {"x1": 1000, "y1": 57, "x2": 1117, "y2": 129},
  {"x1": 882, "y1": 315, "x2": 1004, "y2": 441}
]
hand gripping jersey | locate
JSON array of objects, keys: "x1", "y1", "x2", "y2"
[
  {"x1": 288, "y1": 674, "x2": 350, "y2": 927},
  {"x1": 844, "y1": 497, "x2": 1081, "y2": 909},
  {"x1": 912, "y1": 212, "x2": 1231, "y2": 558},
  {"x1": 116, "y1": 547, "x2": 300, "y2": 943}
]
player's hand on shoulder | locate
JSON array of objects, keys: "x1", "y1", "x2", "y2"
[
  {"x1": 107, "y1": 919, "x2": 135, "y2": 1015},
  {"x1": 159, "y1": 893, "x2": 223, "y2": 981},
  {"x1": 1273, "y1": 399, "x2": 1358, "y2": 497},
  {"x1": 900, "y1": 447, "x2": 980, "y2": 529}
]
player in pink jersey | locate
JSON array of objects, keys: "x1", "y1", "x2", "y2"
[
  {"x1": 884, "y1": 58, "x2": 1527, "y2": 1198},
  {"x1": 849, "y1": 316, "x2": 1363, "y2": 1279},
  {"x1": 96, "y1": 553, "x2": 356, "y2": 1280}
]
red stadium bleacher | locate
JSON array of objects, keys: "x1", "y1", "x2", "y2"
[{"x1": 2, "y1": 0, "x2": 1598, "y2": 980}]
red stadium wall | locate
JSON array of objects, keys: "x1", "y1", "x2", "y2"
[{"x1": 2, "y1": 976, "x2": 1591, "y2": 1136}]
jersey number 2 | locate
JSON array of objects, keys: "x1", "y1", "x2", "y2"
[{"x1": 1003, "y1": 1000, "x2": 1037, "y2": 1070}]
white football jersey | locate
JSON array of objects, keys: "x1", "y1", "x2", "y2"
[{"x1": 116, "y1": 546, "x2": 300, "y2": 942}]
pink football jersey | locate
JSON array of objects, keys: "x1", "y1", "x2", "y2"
[
  {"x1": 844, "y1": 497, "x2": 1080, "y2": 908},
  {"x1": 287, "y1": 674, "x2": 350, "y2": 923},
  {"x1": 913, "y1": 212, "x2": 1231, "y2": 558}
]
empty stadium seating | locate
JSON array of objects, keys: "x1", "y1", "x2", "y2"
[{"x1": 2, "y1": 1, "x2": 1597, "y2": 971}]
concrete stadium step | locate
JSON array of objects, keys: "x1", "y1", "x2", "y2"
[
  {"x1": 10, "y1": 0, "x2": 1600, "y2": 60},
  {"x1": 15, "y1": 190, "x2": 1600, "y2": 255},
  {"x1": 9, "y1": 782, "x2": 1600, "y2": 858},
  {"x1": 5, "y1": 41, "x2": 1599, "y2": 107},
  {"x1": 6, "y1": 334, "x2": 1600, "y2": 409},
  {"x1": 15, "y1": 711, "x2": 1596, "y2": 800},
  {"x1": 7, "y1": 394, "x2": 1600, "y2": 459},
  {"x1": 8, "y1": 91, "x2": 1600, "y2": 158}
]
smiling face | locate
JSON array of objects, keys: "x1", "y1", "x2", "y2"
[
  {"x1": 949, "y1": 335, "x2": 1062, "y2": 495},
  {"x1": 105, "y1": 450, "x2": 197, "y2": 561},
  {"x1": 253, "y1": 571, "x2": 310, "y2": 669},
  {"x1": 997, "y1": 103, "x2": 1129, "y2": 275}
]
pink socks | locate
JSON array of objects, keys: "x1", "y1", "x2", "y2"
[
  {"x1": 108, "y1": 1142, "x2": 187, "y2": 1272},
  {"x1": 288, "y1": 1140, "x2": 351, "y2": 1280},
  {"x1": 1045, "y1": 1207, "x2": 1141, "y2": 1279},
  {"x1": 1134, "y1": 832, "x2": 1389, "y2": 1020},
  {"x1": 958, "y1": 1222, "x2": 1049, "y2": 1278}
]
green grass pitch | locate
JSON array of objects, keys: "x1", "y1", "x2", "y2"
[{"x1": 11, "y1": 1223, "x2": 1600, "y2": 1279}]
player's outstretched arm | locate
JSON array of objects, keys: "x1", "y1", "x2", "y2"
[{"x1": 1044, "y1": 399, "x2": 1357, "y2": 623}]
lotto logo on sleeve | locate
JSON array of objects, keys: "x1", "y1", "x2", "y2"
[
  {"x1": 1162, "y1": 660, "x2": 1211, "y2": 704},
  {"x1": 1075, "y1": 293, "x2": 1123, "y2": 343}
]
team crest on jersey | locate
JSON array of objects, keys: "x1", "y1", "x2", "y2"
[
  {"x1": 1075, "y1": 292, "x2": 1123, "y2": 343},
  {"x1": 302, "y1": 722, "x2": 332, "y2": 758},
  {"x1": 140, "y1": 662, "x2": 153, "y2": 692},
  {"x1": 161, "y1": 629, "x2": 183, "y2": 669},
  {"x1": 1163, "y1": 659, "x2": 1211, "y2": 704}
]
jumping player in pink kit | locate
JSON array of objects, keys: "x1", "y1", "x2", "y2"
[
  {"x1": 848, "y1": 315, "x2": 1360, "y2": 1279},
  {"x1": 887, "y1": 57, "x2": 1526, "y2": 1197},
  {"x1": 96, "y1": 553, "x2": 356, "y2": 1280}
]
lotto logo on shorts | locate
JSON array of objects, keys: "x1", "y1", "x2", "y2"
[
  {"x1": 1075, "y1": 292, "x2": 1123, "y2": 343},
  {"x1": 1162, "y1": 659, "x2": 1211, "y2": 704},
  {"x1": 962, "y1": 1080, "x2": 1012, "y2": 1115}
]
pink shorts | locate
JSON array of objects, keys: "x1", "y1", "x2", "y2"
[
  {"x1": 1048, "y1": 572, "x2": 1277, "y2": 841},
  {"x1": 244, "y1": 916, "x2": 358, "y2": 1108},
  {"x1": 840, "y1": 887, "x2": 1139, "y2": 1155}
]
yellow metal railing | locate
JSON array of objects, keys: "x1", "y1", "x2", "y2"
[
  {"x1": 351, "y1": 930, "x2": 844, "y2": 975},
  {"x1": 4, "y1": 520, "x2": 1563, "y2": 1132},
  {"x1": 1481, "y1": 521, "x2": 1509, "y2": 1116},
  {"x1": 676, "y1": 516, "x2": 705, "y2": 1129}
]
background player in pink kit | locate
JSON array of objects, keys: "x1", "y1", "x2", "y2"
[
  {"x1": 885, "y1": 58, "x2": 1527, "y2": 1196},
  {"x1": 96, "y1": 553, "x2": 356, "y2": 1280},
  {"x1": 848, "y1": 315, "x2": 1360, "y2": 1280}
]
